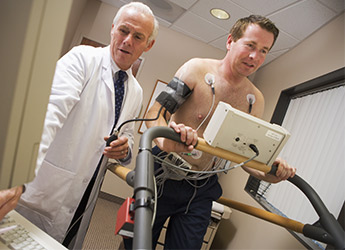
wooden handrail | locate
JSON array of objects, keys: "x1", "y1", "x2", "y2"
[
  {"x1": 196, "y1": 138, "x2": 271, "y2": 173},
  {"x1": 217, "y1": 196, "x2": 304, "y2": 233}
]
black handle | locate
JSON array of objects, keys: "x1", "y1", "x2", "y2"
[
  {"x1": 268, "y1": 162, "x2": 344, "y2": 248},
  {"x1": 106, "y1": 134, "x2": 118, "y2": 146},
  {"x1": 268, "y1": 163, "x2": 278, "y2": 175}
]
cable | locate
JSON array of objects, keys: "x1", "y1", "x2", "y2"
[
  {"x1": 249, "y1": 144, "x2": 259, "y2": 156},
  {"x1": 154, "y1": 153, "x2": 258, "y2": 177},
  {"x1": 153, "y1": 143, "x2": 260, "y2": 181},
  {"x1": 107, "y1": 105, "x2": 164, "y2": 145},
  {"x1": 103, "y1": 107, "x2": 165, "y2": 231},
  {"x1": 117, "y1": 105, "x2": 164, "y2": 134},
  {"x1": 153, "y1": 144, "x2": 260, "y2": 182},
  {"x1": 151, "y1": 174, "x2": 157, "y2": 227}
]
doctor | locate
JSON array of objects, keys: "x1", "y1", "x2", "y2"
[{"x1": 0, "y1": 2, "x2": 158, "y2": 249}]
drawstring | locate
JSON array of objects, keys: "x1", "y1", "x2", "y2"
[
  {"x1": 184, "y1": 177, "x2": 210, "y2": 214},
  {"x1": 184, "y1": 183, "x2": 197, "y2": 214}
]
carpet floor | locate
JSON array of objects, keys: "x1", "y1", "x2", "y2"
[{"x1": 82, "y1": 192, "x2": 124, "y2": 250}]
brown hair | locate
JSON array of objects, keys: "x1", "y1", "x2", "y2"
[{"x1": 230, "y1": 15, "x2": 279, "y2": 50}]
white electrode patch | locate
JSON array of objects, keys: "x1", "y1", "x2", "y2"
[
  {"x1": 204, "y1": 73, "x2": 215, "y2": 86},
  {"x1": 191, "y1": 149, "x2": 202, "y2": 159}
]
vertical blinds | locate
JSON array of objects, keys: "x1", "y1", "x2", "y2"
[{"x1": 265, "y1": 85, "x2": 345, "y2": 229}]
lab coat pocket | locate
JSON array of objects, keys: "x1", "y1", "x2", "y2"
[{"x1": 20, "y1": 160, "x2": 76, "y2": 221}]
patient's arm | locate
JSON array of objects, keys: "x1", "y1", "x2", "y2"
[{"x1": 242, "y1": 157, "x2": 296, "y2": 183}]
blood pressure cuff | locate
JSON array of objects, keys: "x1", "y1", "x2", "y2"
[{"x1": 156, "y1": 77, "x2": 193, "y2": 114}]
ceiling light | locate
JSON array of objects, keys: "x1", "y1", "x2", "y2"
[{"x1": 210, "y1": 8, "x2": 230, "y2": 20}]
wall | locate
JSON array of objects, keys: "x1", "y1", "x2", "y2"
[
  {"x1": 0, "y1": 0, "x2": 72, "y2": 188},
  {"x1": 213, "y1": 12, "x2": 344, "y2": 249},
  {"x1": 256, "y1": 12, "x2": 345, "y2": 122},
  {"x1": 60, "y1": 0, "x2": 89, "y2": 55},
  {"x1": 0, "y1": 0, "x2": 32, "y2": 187}
]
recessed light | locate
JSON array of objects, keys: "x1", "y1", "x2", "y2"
[{"x1": 210, "y1": 8, "x2": 230, "y2": 20}]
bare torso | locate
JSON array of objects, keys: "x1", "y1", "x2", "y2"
[{"x1": 171, "y1": 58, "x2": 264, "y2": 170}]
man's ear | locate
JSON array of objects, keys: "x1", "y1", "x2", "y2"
[
  {"x1": 144, "y1": 40, "x2": 155, "y2": 52},
  {"x1": 226, "y1": 34, "x2": 233, "y2": 50},
  {"x1": 110, "y1": 24, "x2": 115, "y2": 36}
]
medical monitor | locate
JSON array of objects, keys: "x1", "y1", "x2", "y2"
[{"x1": 203, "y1": 102, "x2": 290, "y2": 166}]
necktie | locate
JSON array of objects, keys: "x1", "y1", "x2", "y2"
[{"x1": 114, "y1": 70, "x2": 127, "y2": 126}]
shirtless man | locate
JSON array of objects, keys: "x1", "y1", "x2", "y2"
[{"x1": 124, "y1": 15, "x2": 296, "y2": 250}]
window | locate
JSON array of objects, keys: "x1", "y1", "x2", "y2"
[{"x1": 245, "y1": 67, "x2": 345, "y2": 249}]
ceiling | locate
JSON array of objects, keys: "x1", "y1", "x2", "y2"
[{"x1": 101, "y1": 0, "x2": 344, "y2": 65}]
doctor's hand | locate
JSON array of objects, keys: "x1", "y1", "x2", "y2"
[
  {"x1": 0, "y1": 186, "x2": 23, "y2": 220},
  {"x1": 103, "y1": 135, "x2": 129, "y2": 159},
  {"x1": 156, "y1": 121, "x2": 198, "y2": 153}
]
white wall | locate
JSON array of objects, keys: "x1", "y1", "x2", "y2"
[{"x1": 213, "y1": 12, "x2": 344, "y2": 249}]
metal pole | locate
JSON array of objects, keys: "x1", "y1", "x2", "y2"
[{"x1": 132, "y1": 127, "x2": 181, "y2": 249}]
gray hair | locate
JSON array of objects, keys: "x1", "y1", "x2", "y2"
[{"x1": 113, "y1": 2, "x2": 159, "y2": 44}]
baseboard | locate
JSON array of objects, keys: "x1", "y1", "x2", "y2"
[{"x1": 99, "y1": 191, "x2": 125, "y2": 205}]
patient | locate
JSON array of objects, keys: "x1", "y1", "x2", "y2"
[{"x1": 124, "y1": 15, "x2": 296, "y2": 249}]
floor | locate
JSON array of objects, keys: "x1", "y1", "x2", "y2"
[{"x1": 82, "y1": 192, "x2": 124, "y2": 250}]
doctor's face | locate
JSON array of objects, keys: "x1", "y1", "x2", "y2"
[{"x1": 110, "y1": 7, "x2": 155, "y2": 70}]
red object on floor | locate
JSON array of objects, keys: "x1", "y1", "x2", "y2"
[{"x1": 115, "y1": 197, "x2": 135, "y2": 238}]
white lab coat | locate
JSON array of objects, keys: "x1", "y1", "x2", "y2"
[{"x1": 16, "y1": 45, "x2": 143, "y2": 243}]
